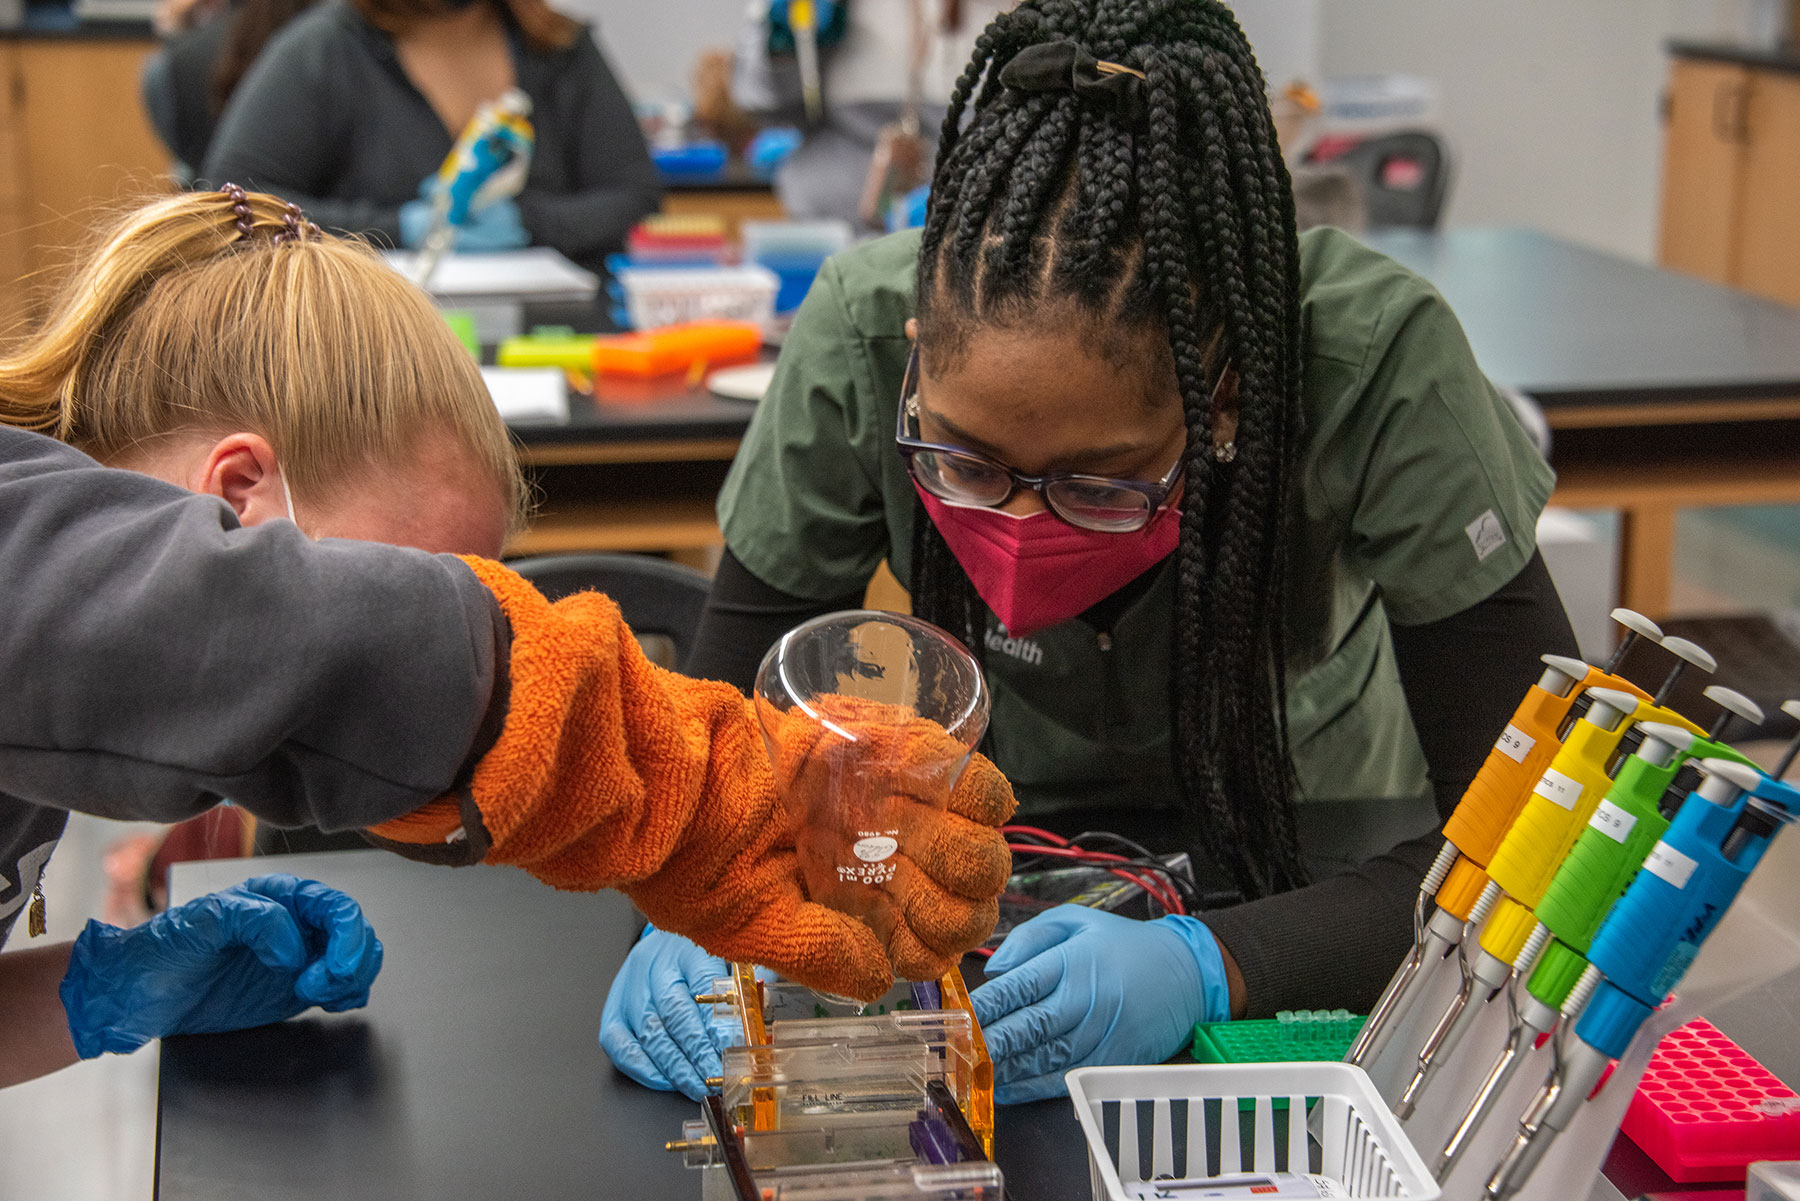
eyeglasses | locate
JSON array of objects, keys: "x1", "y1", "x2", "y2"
[{"x1": 894, "y1": 346, "x2": 1186, "y2": 533}]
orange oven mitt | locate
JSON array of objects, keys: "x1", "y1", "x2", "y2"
[
  {"x1": 760, "y1": 692, "x2": 1014, "y2": 982},
  {"x1": 368, "y1": 557, "x2": 1015, "y2": 1001}
]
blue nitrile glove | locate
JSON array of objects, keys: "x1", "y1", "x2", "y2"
[
  {"x1": 398, "y1": 193, "x2": 529, "y2": 252},
  {"x1": 599, "y1": 926, "x2": 742, "y2": 1101},
  {"x1": 60, "y1": 873, "x2": 383, "y2": 1059},
  {"x1": 969, "y1": 906, "x2": 1231, "y2": 1104}
]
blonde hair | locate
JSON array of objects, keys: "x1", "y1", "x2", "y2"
[{"x1": 0, "y1": 187, "x2": 528, "y2": 533}]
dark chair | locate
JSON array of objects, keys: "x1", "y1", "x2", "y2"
[
  {"x1": 1315, "y1": 129, "x2": 1452, "y2": 231},
  {"x1": 509, "y1": 552, "x2": 714, "y2": 672}
]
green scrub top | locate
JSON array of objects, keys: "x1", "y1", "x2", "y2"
[{"x1": 718, "y1": 226, "x2": 1554, "y2": 856}]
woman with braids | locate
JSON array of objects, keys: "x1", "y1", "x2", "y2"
[{"x1": 602, "y1": 0, "x2": 1578, "y2": 1105}]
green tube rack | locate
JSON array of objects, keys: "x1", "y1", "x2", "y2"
[{"x1": 1192, "y1": 1010, "x2": 1366, "y2": 1064}]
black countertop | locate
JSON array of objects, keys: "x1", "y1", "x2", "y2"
[
  {"x1": 1361, "y1": 227, "x2": 1800, "y2": 408},
  {"x1": 158, "y1": 848, "x2": 1800, "y2": 1201},
  {"x1": 1668, "y1": 38, "x2": 1800, "y2": 74},
  {"x1": 659, "y1": 161, "x2": 779, "y2": 193}
]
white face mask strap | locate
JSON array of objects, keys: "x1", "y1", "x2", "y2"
[{"x1": 281, "y1": 471, "x2": 299, "y2": 526}]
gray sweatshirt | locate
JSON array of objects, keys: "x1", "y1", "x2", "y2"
[
  {"x1": 0, "y1": 427, "x2": 508, "y2": 946},
  {"x1": 201, "y1": 0, "x2": 662, "y2": 273}
]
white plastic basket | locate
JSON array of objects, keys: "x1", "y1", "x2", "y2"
[
  {"x1": 616, "y1": 264, "x2": 779, "y2": 331},
  {"x1": 1066, "y1": 1063, "x2": 1440, "y2": 1201}
]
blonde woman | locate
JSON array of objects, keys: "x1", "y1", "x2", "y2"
[{"x1": 0, "y1": 187, "x2": 1015, "y2": 1087}]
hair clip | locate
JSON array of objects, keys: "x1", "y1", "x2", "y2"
[
  {"x1": 998, "y1": 40, "x2": 1145, "y2": 122},
  {"x1": 219, "y1": 182, "x2": 256, "y2": 241},
  {"x1": 272, "y1": 202, "x2": 312, "y2": 246}
]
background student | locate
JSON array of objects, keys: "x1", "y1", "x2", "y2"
[{"x1": 202, "y1": 0, "x2": 660, "y2": 272}]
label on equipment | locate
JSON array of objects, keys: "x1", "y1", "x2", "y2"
[
  {"x1": 1496, "y1": 724, "x2": 1536, "y2": 763},
  {"x1": 1533, "y1": 768, "x2": 1583, "y2": 810},
  {"x1": 853, "y1": 836, "x2": 898, "y2": 863},
  {"x1": 1644, "y1": 840, "x2": 1698, "y2": 889},
  {"x1": 1589, "y1": 799, "x2": 1637, "y2": 844},
  {"x1": 1124, "y1": 1173, "x2": 1343, "y2": 1199}
]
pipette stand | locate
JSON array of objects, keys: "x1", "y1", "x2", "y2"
[{"x1": 1367, "y1": 823, "x2": 1800, "y2": 1200}]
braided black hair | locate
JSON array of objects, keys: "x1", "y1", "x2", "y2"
[{"x1": 911, "y1": 0, "x2": 1307, "y2": 898}]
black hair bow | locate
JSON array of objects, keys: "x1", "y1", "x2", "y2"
[{"x1": 998, "y1": 40, "x2": 1146, "y2": 123}]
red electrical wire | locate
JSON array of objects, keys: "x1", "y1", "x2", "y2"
[
  {"x1": 1001, "y1": 824, "x2": 1072, "y2": 846},
  {"x1": 1004, "y1": 842, "x2": 1185, "y2": 916},
  {"x1": 1019, "y1": 852, "x2": 1181, "y2": 915},
  {"x1": 1000, "y1": 824, "x2": 1188, "y2": 915}
]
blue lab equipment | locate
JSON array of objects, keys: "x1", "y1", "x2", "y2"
[{"x1": 747, "y1": 127, "x2": 803, "y2": 176}]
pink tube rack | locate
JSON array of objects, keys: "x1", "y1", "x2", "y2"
[{"x1": 1620, "y1": 1017, "x2": 1800, "y2": 1183}]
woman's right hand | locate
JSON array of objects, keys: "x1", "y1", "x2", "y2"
[{"x1": 599, "y1": 927, "x2": 733, "y2": 1100}]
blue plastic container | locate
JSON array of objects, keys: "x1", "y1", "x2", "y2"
[{"x1": 652, "y1": 141, "x2": 729, "y2": 180}]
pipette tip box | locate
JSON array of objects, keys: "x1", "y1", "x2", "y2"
[{"x1": 1621, "y1": 1018, "x2": 1800, "y2": 1183}]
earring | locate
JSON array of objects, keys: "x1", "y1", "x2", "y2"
[{"x1": 1214, "y1": 439, "x2": 1237, "y2": 463}]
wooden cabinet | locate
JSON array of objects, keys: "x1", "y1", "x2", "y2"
[
  {"x1": 0, "y1": 44, "x2": 34, "y2": 341},
  {"x1": 1658, "y1": 57, "x2": 1749, "y2": 283},
  {"x1": 0, "y1": 36, "x2": 172, "y2": 344},
  {"x1": 1660, "y1": 50, "x2": 1800, "y2": 305},
  {"x1": 1732, "y1": 67, "x2": 1800, "y2": 303}
]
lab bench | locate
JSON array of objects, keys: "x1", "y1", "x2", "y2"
[{"x1": 157, "y1": 848, "x2": 1800, "y2": 1201}]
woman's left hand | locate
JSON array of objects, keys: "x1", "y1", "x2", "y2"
[
  {"x1": 60, "y1": 874, "x2": 382, "y2": 1059},
  {"x1": 969, "y1": 906, "x2": 1231, "y2": 1104}
]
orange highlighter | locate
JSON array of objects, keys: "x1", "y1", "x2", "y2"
[{"x1": 593, "y1": 322, "x2": 762, "y2": 378}]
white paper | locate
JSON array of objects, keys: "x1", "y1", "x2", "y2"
[
  {"x1": 480, "y1": 367, "x2": 569, "y2": 426},
  {"x1": 384, "y1": 248, "x2": 598, "y2": 299}
]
